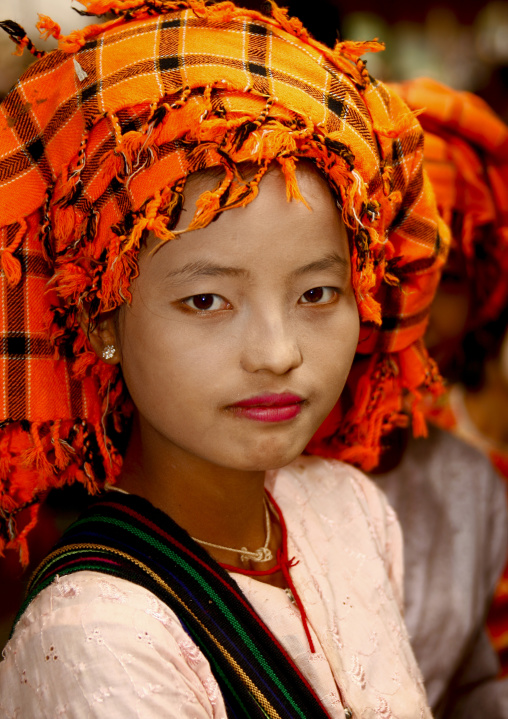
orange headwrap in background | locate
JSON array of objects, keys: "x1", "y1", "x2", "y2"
[
  {"x1": 393, "y1": 77, "x2": 508, "y2": 329},
  {"x1": 0, "y1": 0, "x2": 448, "y2": 561}
]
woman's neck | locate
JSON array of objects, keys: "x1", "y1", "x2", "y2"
[{"x1": 117, "y1": 419, "x2": 286, "y2": 584}]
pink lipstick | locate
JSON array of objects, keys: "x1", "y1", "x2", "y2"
[{"x1": 229, "y1": 393, "x2": 304, "y2": 422}]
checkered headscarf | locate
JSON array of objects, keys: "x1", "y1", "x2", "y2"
[
  {"x1": 393, "y1": 77, "x2": 508, "y2": 329},
  {"x1": 0, "y1": 0, "x2": 447, "y2": 560}
]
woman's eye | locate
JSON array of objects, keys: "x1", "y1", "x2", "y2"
[
  {"x1": 299, "y1": 287, "x2": 338, "y2": 304},
  {"x1": 182, "y1": 294, "x2": 229, "y2": 311}
]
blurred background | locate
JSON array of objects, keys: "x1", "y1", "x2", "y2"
[
  {"x1": 270, "y1": 0, "x2": 508, "y2": 122},
  {"x1": 2, "y1": 1, "x2": 506, "y2": 119}
]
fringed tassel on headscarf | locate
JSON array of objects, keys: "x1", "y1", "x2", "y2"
[
  {"x1": 51, "y1": 420, "x2": 72, "y2": 471},
  {"x1": 0, "y1": 411, "x2": 123, "y2": 563},
  {"x1": 341, "y1": 355, "x2": 403, "y2": 470},
  {"x1": 266, "y1": 1, "x2": 383, "y2": 90},
  {"x1": 58, "y1": 16, "x2": 127, "y2": 53},
  {"x1": 306, "y1": 354, "x2": 402, "y2": 471},
  {"x1": 398, "y1": 340, "x2": 444, "y2": 436},
  {"x1": 184, "y1": 166, "x2": 235, "y2": 231},
  {"x1": 1, "y1": 219, "x2": 27, "y2": 286},
  {"x1": 123, "y1": 190, "x2": 177, "y2": 252},
  {"x1": 278, "y1": 157, "x2": 309, "y2": 207},
  {"x1": 22, "y1": 423, "x2": 56, "y2": 477},
  {"x1": 55, "y1": 0, "x2": 214, "y2": 53},
  {"x1": 0, "y1": 20, "x2": 46, "y2": 58},
  {"x1": 36, "y1": 15, "x2": 62, "y2": 41},
  {"x1": 12, "y1": 503, "x2": 40, "y2": 567},
  {"x1": 307, "y1": 341, "x2": 444, "y2": 471}
]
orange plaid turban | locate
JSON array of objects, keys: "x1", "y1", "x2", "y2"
[
  {"x1": 393, "y1": 77, "x2": 508, "y2": 329},
  {"x1": 0, "y1": 0, "x2": 447, "y2": 560}
]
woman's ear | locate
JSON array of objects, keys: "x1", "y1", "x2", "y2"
[{"x1": 79, "y1": 310, "x2": 121, "y2": 365}]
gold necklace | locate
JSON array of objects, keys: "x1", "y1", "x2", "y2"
[{"x1": 191, "y1": 497, "x2": 273, "y2": 563}]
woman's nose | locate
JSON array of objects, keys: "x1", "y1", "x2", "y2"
[{"x1": 240, "y1": 310, "x2": 303, "y2": 375}]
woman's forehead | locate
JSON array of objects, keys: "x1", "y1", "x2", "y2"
[
  {"x1": 176, "y1": 160, "x2": 335, "y2": 233},
  {"x1": 140, "y1": 164, "x2": 350, "y2": 285}
]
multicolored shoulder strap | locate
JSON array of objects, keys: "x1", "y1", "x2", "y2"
[{"x1": 19, "y1": 492, "x2": 332, "y2": 719}]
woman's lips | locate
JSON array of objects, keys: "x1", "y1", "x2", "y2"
[{"x1": 229, "y1": 393, "x2": 304, "y2": 422}]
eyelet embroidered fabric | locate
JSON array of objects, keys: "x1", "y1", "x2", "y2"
[
  {"x1": 232, "y1": 560, "x2": 347, "y2": 711},
  {"x1": 0, "y1": 456, "x2": 431, "y2": 718}
]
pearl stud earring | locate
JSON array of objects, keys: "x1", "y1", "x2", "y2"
[{"x1": 102, "y1": 345, "x2": 116, "y2": 360}]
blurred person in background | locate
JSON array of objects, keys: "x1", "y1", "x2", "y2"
[
  {"x1": 396, "y1": 77, "x2": 508, "y2": 672},
  {"x1": 371, "y1": 78, "x2": 508, "y2": 716}
]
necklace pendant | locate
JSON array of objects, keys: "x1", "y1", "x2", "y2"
[
  {"x1": 252, "y1": 546, "x2": 273, "y2": 563},
  {"x1": 239, "y1": 546, "x2": 274, "y2": 563},
  {"x1": 193, "y1": 495, "x2": 274, "y2": 565}
]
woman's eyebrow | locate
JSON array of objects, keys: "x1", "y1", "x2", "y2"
[
  {"x1": 163, "y1": 260, "x2": 248, "y2": 283},
  {"x1": 291, "y1": 252, "x2": 349, "y2": 278},
  {"x1": 163, "y1": 253, "x2": 349, "y2": 283}
]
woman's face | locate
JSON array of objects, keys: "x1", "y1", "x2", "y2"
[{"x1": 117, "y1": 163, "x2": 360, "y2": 474}]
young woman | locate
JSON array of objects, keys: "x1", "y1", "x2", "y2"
[{"x1": 0, "y1": 1, "x2": 447, "y2": 716}]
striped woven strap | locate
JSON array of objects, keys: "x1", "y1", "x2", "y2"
[{"x1": 21, "y1": 493, "x2": 332, "y2": 719}]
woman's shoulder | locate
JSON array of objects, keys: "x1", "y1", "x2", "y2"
[
  {"x1": 10, "y1": 570, "x2": 180, "y2": 636},
  {"x1": 269, "y1": 454, "x2": 394, "y2": 513},
  {"x1": 0, "y1": 572, "x2": 225, "y2": 719},
  {"x1": 267, "y1": 455, "x2": 398, "y2": 546}
]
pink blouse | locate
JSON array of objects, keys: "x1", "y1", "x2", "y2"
[{"x1": 0, "y1": 456, "x2": 432, "y2": 717}]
